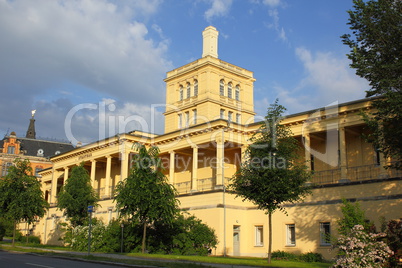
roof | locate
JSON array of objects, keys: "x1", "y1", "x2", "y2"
[{"x1": 17, "y1": 137, "x2": 74, "y2": 158}]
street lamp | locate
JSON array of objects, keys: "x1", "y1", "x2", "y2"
[
  {"x1": 120, "y1": 223, "x2": 124, "y2": 253},
  {"x1": 87, "y1": 206, "x2": 94, "y2": 256}
]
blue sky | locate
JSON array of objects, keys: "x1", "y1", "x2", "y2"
[{"x1": 0, "y1": 0, "x2": 368, "y2": 144}]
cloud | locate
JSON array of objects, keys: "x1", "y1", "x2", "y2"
[
  {"x1": 0, "y1": 0, "x2": 171, "y2": 142},
  {"x1": 204, "y1": 0, "x2": 233, "y2": 22},
  {"x1": 262, "y1": 3, "x2": 288, "y2": 43},
  {"x1": 274, "y1": 47, "x2": 368, "y2": 113},
  {"x1": 263, "y1": 0, "x2": 281, "y2": 8}
]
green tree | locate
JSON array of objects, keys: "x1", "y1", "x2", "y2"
[
  {"x1": 337, "y1": 199, "x2": 372, "y2": 236},
  {"x1": 341, "y1": 0, "x2": 402, "y2": 169},
  {"x1": 114, "y1": 143, "x2": 180, "y2": 253},
  {"x1": 229, "y1": 101, "x2": 311, "y2": 263},
  {"x1": 0, "y1": 159, "x2": 48, "y2": 246},
  {"x1": 57, "y1": 163, "x2": 98, "y2": 227}
]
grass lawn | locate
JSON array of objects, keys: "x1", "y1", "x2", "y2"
[{"x1": 0, "y1": 243, "x2": 333, "y2": 268}]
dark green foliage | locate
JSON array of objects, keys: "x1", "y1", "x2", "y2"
[
  {"x1": 0, "y1": 159, "x2": 49, "y2": 245},
  {"x1": 230, "y1": 100, "x2": 311, "y2": 263},
  {"x1": 150, "y1": 213, "x2": 217, "y2": 255},
  {"x1": 271, "y1": 250, "x2": 324, "y2": 263},
  {"x1": 342, "y1": 0, "x2": 402, "y2": 169},
  {"x1": 386, "y1": 219, "x2": 402, "y2": 267},
  {"x1": 57, "y1": 163, "x2": 98, "y2": 227},
  {"x1": 337, "y1": 199, "x2": 372, "y2": 235},
  {"x1": 114, "y1": 144, "x2": 180, "y2": 253}
]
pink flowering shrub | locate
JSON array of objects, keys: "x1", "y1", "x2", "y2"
[{"x1": 333, "y1": 225, "x2": 393, "y2": 268}]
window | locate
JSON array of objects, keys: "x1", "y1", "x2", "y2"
[
  {"x1": 286, "y1": 224, "x2": 296, "y2": 246},
  {"x1": 186, "y1": 83, "x2": 191, "y2": 99},
  {"x1": 178, "y1": 114, "x2": 182, "y2": 129},
  {"x1": 7, "y1": 146, "x2": 15, "y2": 154},
  {"x1": 179, "y1": 86, "x2": 183, "y2": 101},
  {"x1": 311, "y1": 155, "x2": 315, "y2": 171},
  {"x1": 255, "y1": 226, "x2": 264, "y2": 246},
  {"x1": 2, "y1": 162, "x2": 12, "y2": 177},
  {"x1": 235, "y1": 85, "x2": 240, "y2": 101},
  {"x1": 320, "y1": 222, "x2": 331, "y2": 246},
  {"x1": 193, "y1": 109, "x2": 197, "y2": 125},
  {"x1": 228, "y1": 83, "x2": 233, "y2": 98},
  {"x1": 194, "y1": 80, "x2": 198, "y2": 96},
  {"x1": 185, "y1": 111, "x2": 189, "y2": 127},
  {"x1": 35, "y1": 167, "x2": 43, "y2": 177},
  {"x1": 228, "y1": 111, "x2": 233, "y2": 123},
  {"x1": 220, "y1": 80, "x2": 224, "y2": 96},
  {"x1": 236, "y1": 113, "x2": 241, "y2": 124},
  {"x1": 220, "y1": 109, "x2": 225, "y2": 119}
]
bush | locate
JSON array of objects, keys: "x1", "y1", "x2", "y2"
[
  {"x1": 271, "y1": 250, "x2": 298, "y2": 261},
  {"x1": 299, "y1": 252, "x2": 323, "y2": 262}
]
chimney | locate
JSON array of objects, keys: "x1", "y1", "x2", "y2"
[{"x1": 202, "y1": 26, "x2": 219, "y2": 58}]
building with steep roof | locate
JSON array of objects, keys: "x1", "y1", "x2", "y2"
[
  {"x1": 35, "y1": 26, "x2": 401, "y2": 259},
  {"x1": 0, "y1": 113, "x2": 74, "y2": 178}
]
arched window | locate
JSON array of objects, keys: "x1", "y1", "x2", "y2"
[
  {"x1": 194, "y1": 80, "x2": 198, "y2": 96},
  {"x1": 228, "y1": 83, "x2": 233, "y2": 99},
  {"x1": 235, "y1": 85, "x2": 240, "y2": 101},
  {"x1": 179, "y1": 85, "x2": 183, "y2": 101},
  {"x1": 220, "y1": 79, "x2": 224, "y2": 96},
  {"x1": 186, "y1": 83, "x2": 191, "y2": 98}
]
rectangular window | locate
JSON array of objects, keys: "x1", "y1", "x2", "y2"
[
  {"x1": 2, "y1": 162, "x2": 12, "y2": 177},
  {"x1": 236, "y1": 113, "x2": 240, "y2": 124},
  {"x1": 7, "y1": 146, "x2": 15, "y2": 154},
  {"x1": 220, "y1": 80, "x2": 224, "y2": 96},
  {"x1": 185, "y1": 111, "x2": 189, "y2": 127},
  {"x1": 228, "y1": 111, "x2": 233, "y2": 122},
  {"x1": 228, "y1": 84, "x2": 232, "y2": 98},
  {"x1": 235, "y1": 86, "x2": 240, "y2": 101},
  {"x1": 35, "y1": 167, "x2": 43, "y2": 177},
  {"x1": 194, "y1": 81, "x2": 198, "y2": 96},
  {"x1": 179, "y1": 87, "x2": 183, "y2": 101},
  {"x1": 178, "y1": 114, "x2": 182, "y2": 129},
  {"x1": 220, "y1": 109, "x2": 225, "y2": 119},
  {"x1": 320, "y1": 222, "x2": 331, "y2": 246},
  {"x1": 286, "y1": 224, "x2": 296, "y2": 246},
  {"x1": 255, "y1": 226, "x2": 263, "y2": 246},
  {"x1": 187, "y1": 84, "x2": 191, "y2": 98},
  {"x1": 193, "y1": 109, "x2": 197, "y2": 125}
]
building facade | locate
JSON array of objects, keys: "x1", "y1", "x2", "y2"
[{"x1": 36, "y1": 26, "x2": 401, "y2": 259}]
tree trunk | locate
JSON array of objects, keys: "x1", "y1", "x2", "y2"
[
  {"x1": 12, "y1": 221, "x2": 16, "y2": 247},
  {"x1": 268, "y1": 212, "x2": 272, "y2": 263},
  {"x1": 141, "y1": 221, "x2": 147, "y2": 253},
  {"x1": 26, "y1": 222, "x2": 29, "y2": 244}
]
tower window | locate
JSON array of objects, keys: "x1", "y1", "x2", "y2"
[
  {"x1": 220, "y1": 80, "x2": 224, "y2": 96},
  {"x1": 7, "y1": 146, "x2": 15, "y2": 154},
  {"x1": 235, "y1": 85, "x2": 240, "y2": 101},
  {"x1": 185, "y1": 111, "x2": 189, "y2": 127},
  {"x1": 236, "y1": 113, "x2": 241, "y2": 124},
  {"x1": 186, "y1": 83, "x2": 191, "y2": 99},
  {"x1": 194, "y1": 80, "x2": 198, "y2": 96},
  {"x1": 178, "y1": 114, "x2": 183, "y2": 129},
  {"x1": 228, "y1": 83, "x2": 233, "y2": 98},
  {"x1": 228, "y1": 111, "x2": 233, "y2": 122},
  {"x1": 179, "y1": 86, "x2": 183, "y2": 101},
  {"x1": 193, "y1": 109, "x2": 197, "y2": 125},
  {"x1": 220, "y1": 109, "x2": 225, "y2": 119}
]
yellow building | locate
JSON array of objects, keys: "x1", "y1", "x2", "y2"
[{"x1": 36, "y1": 26, "x2": 401, "y2": 259}]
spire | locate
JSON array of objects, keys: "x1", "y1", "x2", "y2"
[
  {"x1": 202, "y1": 26, "x2": 219, "y2": 58},
  {"x1": 26, "y1": 110, "x2": 36, "y2": 139}
]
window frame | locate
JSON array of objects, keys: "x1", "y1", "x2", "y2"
[
  {"x1": 220, "y1": 109, "x2": 225, "y2": 119},
  {"x1": 228, "y1": 82, "x2": 233, "y2": 98},
  {"x1": 286, "y1": 224, "x2": 296, "y2": 246},
  {"x1": 220, "y1": 80, "x2": 225, "y2": 96},
  {"x1": 320, "y1": 222, "x2": 331, "y2": 246},
  {"x1": 179, "y1": 86, "x2": 184, "y2": 101},
  {"x1": 194, "y1": 80, "x2": 198, "y2": 96},
  {"x1": 186, "y1": 83, "x2": 191, "y2": 99},
  {"x1": 235, "y1": 85, "x2": 240, "y2": 101},
  {"x1": 255, "y1": 225, "x2": 264, "y2": 247},
  {"x1": 178, "y1": 114, "x2": 182, "y2": 129}
]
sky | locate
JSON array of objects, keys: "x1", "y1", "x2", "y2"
[{"x1": 0, "y1": 0, "x2": 369, "y2": 145}]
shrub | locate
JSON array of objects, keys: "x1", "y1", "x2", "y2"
[
  {"x1": 332, "y1": 225, "x2": 393, "y2": 268},
  {"x1": 299, "y1": 252, "x2": 323, "y2": 262},
  {"x1": 271, "y1": 250, "x2": 298, "y2": 261}
]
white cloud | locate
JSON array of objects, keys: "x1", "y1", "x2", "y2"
[
  {"x1": 265, "y1": 6, "x2": 288, "y2": 43},
  {"x1": 0, "y1": 0, "x2": 170, "y2": 141},
  {"x1": 204, "y1": 0, "x2": 233, "y2": 22},
  {"x1": 263, "y1": 0, "x2": 281, "y2": 8},
  {"x1": 275, "y1": 47, "x2": 368, "y2": 113}
]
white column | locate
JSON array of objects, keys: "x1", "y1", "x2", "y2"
[
  {"x1": 121, "y1": 152, "x2": 130, "y2": 180},
  {"x1": 169, "y1": 151, "x2": 175, "y2": 184},
  {"x1": 105, "y1": 156, "x2": 112, "y2": 198},
  {"x1": 216, "y1": 132, "x2": 225, "y2": 187},
  {"x1": 191, "y1": 146, "x2": 198, "y2": 191},
  {"x1": 50, "y1": 168, "x2": 58, "y2": 205},
  {"x1": 63, "y1": 167, "x2": 69, "y2": 183},
  {"x1": 90, "y1": 160, "x2": 97, "y2": 189},
  {"x1": 339, "y1": 127, "x2": 347, "y2": 180},
  {"x1": 304, "y1": 134, "x2": 311, "y2": 171}
]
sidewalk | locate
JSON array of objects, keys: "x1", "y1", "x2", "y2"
[{"x1": 1, "y1": 244, "x2": 265, "y2": 268}]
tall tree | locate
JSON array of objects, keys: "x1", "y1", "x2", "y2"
[
  {"x1": 57, "y1": 163, "x2": 98, "y2": 227},
  {"x1": 114, "y1": 143, "x2": 180, "y2": 253},
  {"x1": 341, "y1": 0, "x2": 402, "y2": 169},
  {"x1": 0, "y1": 159, "x2": 48, "y2": 246},
  {"x1": 229, "y1": 101, "x2": 311, "y2": 263}
]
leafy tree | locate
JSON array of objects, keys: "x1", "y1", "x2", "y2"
[
  {"x1": 114, "y1": 143, "x2": 180, "y2": 253},
  {"x1": 385, "y1": 219, "x2": 402, "y2": 267},
  {"x1": 341, "y1": 0, "x2": 402, "y2": 169},
  {"x1": 57, "y1": 163, "x2": 98, "y2": 227},
  {"x1": 229, "y1": 101, "x2": 311, "y2": 263},
  {"x1": 337, "y1": 199, "x2": 373, "y2": 235},
  {"x1": 0, "y1": 159, "x2": 48, "y2": 246}
]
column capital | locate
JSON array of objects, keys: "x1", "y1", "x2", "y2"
[{"x1": 169, "y1": 150, "x2": 175, "y2": 154}]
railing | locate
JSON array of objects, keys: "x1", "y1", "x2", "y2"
[
  {"x1": 312, "y1": 164, "x2": 402, "y2": 186},
  {"x1": 174, "y1": 177, "x2": 232, "y2": 195}
]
